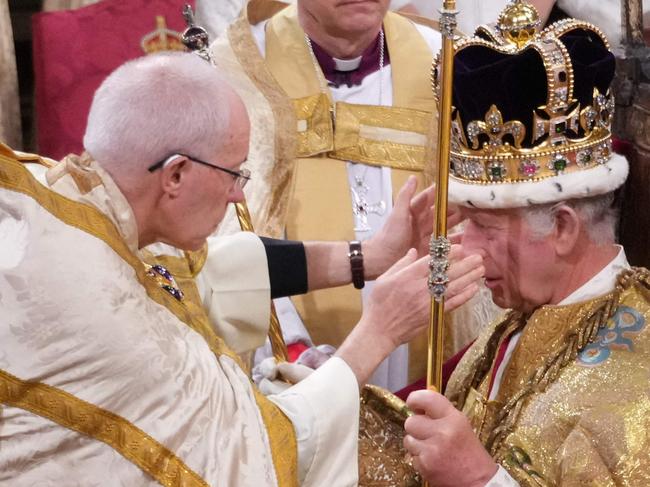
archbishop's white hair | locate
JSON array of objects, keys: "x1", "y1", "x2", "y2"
[
  {"x1": 520, "y1": 192, "x2": 618, "y2": 245},
  {"x1": 83, "y1": 52, "x2": 233, "y2": 182}
]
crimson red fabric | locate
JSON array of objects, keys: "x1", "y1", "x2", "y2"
[
  {"x1": 612, "y1": 137, "x2": 633, "y2": 158},
  {"x1": 486, "y1": 333, "x2": 511, "y2": 397},
  {"x1": 394, "y1": 340, "x2": 474, "y2": 401},
  {"x1": 287, "y1": 342, "x2": 310, "y2": 363},
  {"x1": 32, "y1": 0, "x2": 194, "y2": 160}
]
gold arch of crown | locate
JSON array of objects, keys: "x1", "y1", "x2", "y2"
[{"x1": 433, "y1": 18, "x2": 615, "y2": 185}]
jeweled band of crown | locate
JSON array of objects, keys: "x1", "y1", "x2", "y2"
[
  {"x1": 433, "y1": 0, "x2": 616, "y2": 186},
  {"x1": 450, "y1": 84, "x2": 614, "y2": 184}
]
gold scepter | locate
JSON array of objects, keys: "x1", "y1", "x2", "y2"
[
  {"x1": 426, "y1": 0, "x2": 457, "y2": 394},
  {"x1": 181, "y1": 5, "x2": 289, "y2": 364}
]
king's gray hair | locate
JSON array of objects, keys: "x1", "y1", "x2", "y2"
[{"x1": 520, "y1": 192, "x2": 618, "y2": 245}]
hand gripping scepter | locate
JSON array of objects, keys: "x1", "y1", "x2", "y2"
[
  {"x1": 181, "y1": 5, "x2": 289, "y2": 364},
  {"x1": 426, "y1": 0, "x2": 457, "y2": 400}
]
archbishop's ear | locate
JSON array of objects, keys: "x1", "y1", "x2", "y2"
[
  {"x1": 159, "y1": 156, "x2": 190, "y2": 198},
  {"x1": 553, "y1": 205, "x2": 581, "y2": 257}
]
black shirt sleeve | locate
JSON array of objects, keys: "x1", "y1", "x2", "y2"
[{"x1": 259, "y1": 237, "x2": 308, "y2": 299}]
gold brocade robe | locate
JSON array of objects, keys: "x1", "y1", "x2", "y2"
[
  {"x1": 213, "y1": 1, "x2": 442, "y2": 382},
  {"x1": 446, "y1": 268, "x2": 650, "y2": 486}
]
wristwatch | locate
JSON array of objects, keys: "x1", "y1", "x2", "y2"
[{"x1": 348, "y1": 240, "x2": 365, "y2": 289}]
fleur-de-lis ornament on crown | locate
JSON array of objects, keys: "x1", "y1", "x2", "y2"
[{"x1": 466, "y1": 104, "x2": 526, "y2": 153}]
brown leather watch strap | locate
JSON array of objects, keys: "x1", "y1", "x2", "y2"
[{"x1": 348, "y1": 240, "x2": 365, "y2": 289}]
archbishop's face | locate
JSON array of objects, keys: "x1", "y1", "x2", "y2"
[
  {"x1": 298, "y1": 0, "x2": 390, "y2": 39},
  {"x1": 460, "y1": 207, "x2": 558, "y2": 313},
  {"x1": 170, "y1": 98, "x2": 250, "y2": 251}
]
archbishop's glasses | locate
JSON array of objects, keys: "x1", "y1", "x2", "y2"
[{"x1": 148, "y1": 153, "x2": 251, "y2": 189}]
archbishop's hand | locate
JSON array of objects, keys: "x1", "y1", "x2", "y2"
[
  {"x1": 336, "y1": 246, "x2": 483, "y2": 386},
  {"x1": 364, "y1": 177, "x2": 464, "y2": 279},
  {"x1": 256, "y1": 357, "x2": 316, "y2": 395}
]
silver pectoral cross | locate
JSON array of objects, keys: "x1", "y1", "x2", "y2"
[{"x1": 350, "y1": 176, "x2": 386, "y2": 232}]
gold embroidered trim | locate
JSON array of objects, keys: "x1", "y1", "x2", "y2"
[
  {"x1": 290, "y1": 97, "x2": 432, "y2": 170},
  {"x1": 0, "y1": 153, "x2": 298, "y2": 487},
  {"x1": 142, "y1": 246, "x2": 208, "y2": 279},
  {"x1": 228, "y1": 7, "x2": 298, "y2": 239},
  {"x1": 0, "y1": 369, "x2": 208, "y2": 487},
  {"x1": 293, "y1": 94, "x2": 334, "y2": 157},
  {"x1": 0, "y1": 142, "x2": 57, "y2": 168},
  {"x1": 254, "y1": 389, "x2": 300, "y2": 487},
  {"x1": 331, "y1": 102, "x2": 431, "y2": 170}
]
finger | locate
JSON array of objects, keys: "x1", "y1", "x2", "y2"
[
  {"x1": 404, "y1": 414, "x2": 438, "y2": 440},
  {"x1": 449, "y1": 231, "x2": 463, "y2": 245},
  {"x1": 411, "y1": 454, "x2": 427, "y2": 480},
  {"x1": 390, "y1": 254, "x2": 432, "y2": 283},
  {"x1": 381, "y1": 248, "x2": 418, "y2": 278},
  {"x1": 444, "y1": 282, "x2": 479, "y2": 312},
  {"x1": 447, "y1": 254, "x2": 483, "y2": 282},
  {"x1": 448, "y1": 243, "x2": 465, "y2": 262},
  {"x1": 259, "y1": 378, "x2": 291, "y2": 395},
  {"x1": 277, "y1": 362, "x2": 315, "y2": 383},
  {"x1": 410, "y1": 182, "x2": 436, "y2": 215},
  {"x1": 406, "y1": 389, "x2": 456, "y2": 419},
  {"x1": 394, "y1": 176, "x2": 418, "y2": 213},
  {"x1": 403, "y1": 434, "x2": 426, "y2": 456},
  {"x1": 447, "y1": 261, "x2": 485, "y2": 296},
  {"x1": 447, "y1": 204, "x2": 464, "y2": 229},
  {"x1": 256, "y1": 356, "x2": 279, "y2": 380}
]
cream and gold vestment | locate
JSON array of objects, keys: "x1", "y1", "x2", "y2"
[
  {"x1": 0, "y1": 144, "x2": 360, "y2": 486},
  {"x1": 446, "y1": 252, "x2": 650, "y2": 486}
]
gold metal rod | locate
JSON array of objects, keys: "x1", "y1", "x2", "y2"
[
  {"x1": 426, "y1": 0, "x2": 456, "y2": 393},
  {"x1": 234, "y1": 201, "x2": 289, "y2": 363},
  {"x1": 424, "y1": 7, "x2": 455, "y2": 486}
]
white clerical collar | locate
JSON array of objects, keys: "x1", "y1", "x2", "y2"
[
  {"x1": 333, "y1": 56, "x2": 362, "y2": 72},
  {"x1": 559, "y1": 245, "x2": 630, "y2": 305}
]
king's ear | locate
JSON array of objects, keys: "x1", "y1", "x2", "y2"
[{"x1": 553, "y1": 205, "x2": 581, "y2": 257}]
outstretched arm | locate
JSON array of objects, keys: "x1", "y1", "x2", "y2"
[{"x1": 336, "y1": 244, "x2": 483, "y2": 387}]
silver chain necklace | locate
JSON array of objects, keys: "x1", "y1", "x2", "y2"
[{"x1": 304, "y1": 29, "x2": 387, "y2": 233}]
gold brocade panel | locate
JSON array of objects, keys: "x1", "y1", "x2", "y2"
[
  {"x1": 293, "y1": 94, "x2": 334, "y2": 157},
  {"x1": 447, "y1": 270, "x2": 650, "y2": 486},
  {"x1": 332, "y1": 102, "x2": 433, "y2": 171}
]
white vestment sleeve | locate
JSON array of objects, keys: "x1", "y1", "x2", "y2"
[
  {"x1": 199, "y1": 232, "x2": 271, "y2": 354},
  {"x1": 268, "y1": 357, "x2": 360, "y2": 487},
  {"x1": 486, "y1": 466, "x2": 520, "y2": 487}
]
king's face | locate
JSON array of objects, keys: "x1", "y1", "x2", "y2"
[{"x1": 461, "y1": 207, "x2": 558, "y2": 313}]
